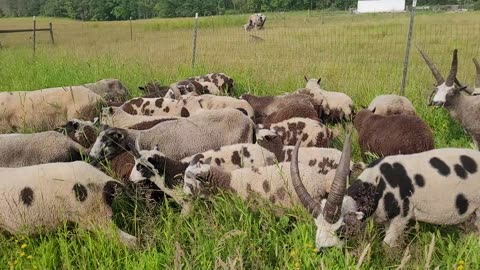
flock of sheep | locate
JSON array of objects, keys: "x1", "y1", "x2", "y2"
[{"x1": 1, "y1": 48, "x2": 480, "y2": 252}]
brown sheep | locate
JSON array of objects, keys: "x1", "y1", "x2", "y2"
[
  {"x1": 262, "y1": 102, "x2": 320, "y2": 128},
  {"x1": 353, "y1": 109, "x2": 434, "y2": 158}
]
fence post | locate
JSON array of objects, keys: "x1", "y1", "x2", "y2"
[
  {"x1": 192, "y1": 13, "x2": 199, "y2": 69},
  {"x1": 130, "y1": 17, "x2": 133, "y2": 41},
  {"x1": 33, "y1": 16, "x2": 36, "y2": 54},
  {"x1": 400, "y1": 0, "x2": 417, "y2": 96},
  {"x1": 49, "y1": 22, "x2": 55, "y2": 44}
]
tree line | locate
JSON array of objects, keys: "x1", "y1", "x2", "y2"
[{"x1": 0, "y1": 0, "x2": 474, "y2": 20}]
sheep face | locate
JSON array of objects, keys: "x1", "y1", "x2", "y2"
[
  {"x1": 304, "y1": 77, "x2": 322, "y2": 90},
  {"x1": 130, "y1": 151, "x2": 159, "y2": 183},
  {"x1": 431, "y1": 83, "x2": 458, "y2": 106},
  {"x1": 90, "y1": 127, "x2": 128, "y2": 160},
  {"x1": 62, "y1": 119, "x2": 98, "y2": 149},
  {"x1": 183, "y1": 155, "x2": 211, "y2": 198}
]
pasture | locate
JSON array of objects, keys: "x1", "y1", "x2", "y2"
[{"x1": 1, "y1": 11, "x2": 480, "y2": 269}]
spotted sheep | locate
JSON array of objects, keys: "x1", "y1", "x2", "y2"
[
  {"x1": 119, "y1": 97, "x2": 200, "y2": 118},
  {"x1": 128, "y1": 143, "x2": 277, "y2": 191},
  {"x1": 58, "y1": 118, "x2": 99, "y2": 149},
  {"x1": 256, "y1": 129, "x2": 365, "y2": 181},
  {"x1": 90, "y1": 109, "x2": 257, "y2": 162},
  {"x1": 265, "y1": 117, "x2": 335, "y2": 148},
  {"x1": 0, "y1": 131, "x2": 87, "y2": 167},
  {"x1": 0, "y1": 161, "x2": 136, "y2": 247},
  {"x1": 244, "y1": 13, "x2": 267, "y2": 31},
  {"x1": 354, "y1": 109, "x2": 434, "y2": 158},
  {"x1": 291, "y1": 134, "x2": 480, "y2": 249},
  {"x1": 304, "y1": 77, "x2": 355, "y2": 123},
  {"x1": 367, "y1": 95, "x2": 416, "y2": 116},
  {"x1": 240, "y1": 93, "x2": 321, "y2": 125},
  {"x1": 100, "y1": 106, "x2": 178, "y2": 129},
  {"x1": 187, "y1": 73, "x2": 235, "y2": 96},
  {"x1": 419, "y1": 48, "x2": 480, "y2": 149}
]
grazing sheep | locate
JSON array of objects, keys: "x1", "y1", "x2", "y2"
[
  {"x1": 244, "y1": 13, "x2": 267, "y2": 31},
  {"x1": 188, "y1": 73, "x2": 235, "y2": 96},
  {"x1": 129, "y1": 143, "x2": 278, "y2": 187},
  {"x1": 240, "y1": 94, "x2": 321, "y2": 124},
  {"x1": 304, "y1": 77, "x2": 355, "y2": 123},
  {"x1": 0, "y1": 161, "x2": 136, "y2": 247},
  {"x1": 354, "y1": 109, "x2": 434, "y2": 158},
  {"x1": 292, "y1": 140, "x2": 480, "y2": 249},
  {"x1": 194, "y1": 95, "x2": 255, "y2": 120},
  {"x1": 138, "y1": 81, "x2": 171, "y2": 97},
  {"x1": 367, "y1": 95, "x2": 416, "y2": 116},
  {"x1": 266, "y1": 117, "x2": 335, "y2": 147},
  {"x1": 419, "y1": 48, "x2": 480, "y2": 148},
  {"x1": 58, "y1": 118, "x2": 98, "y2": 149},
  {"x1": 182, "y1": 151, "x2": 336, "y2": 208},
  {"x1": 90, "y1": 109, "x2": 256, "y2": 161},
  {"x1": 0, "y1": 86, "x2": 104, "y2": 133},
  {"x1": 83, "y1": 79, "x2": 130, "y2": 102},
  {"x1": 100, "y1": 106, "x2": 178, "y2": 129},
  {"x1": 0, "y1": 131, "x2": 87, "y2": 167}
]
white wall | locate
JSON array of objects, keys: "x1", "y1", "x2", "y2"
[{"x1": 357, "y1": 0, "x2": 405, "y2": 13}]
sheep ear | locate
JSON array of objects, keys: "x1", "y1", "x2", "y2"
[
  {"x1": 189, "y1": 154, "x2": 204, "y2": 166},
  {"x1": 154, "y1": 145, "x2": 160, "y2": 151},
  {"x1": 92, "y1": 117, "x2": 99, "y2": 125},
  {"x1": 304, "y1": 76, "x2": 308, "y2": 82},
  {"x1": 317, "y1": 78, "x2": 322, "y2": 85}
]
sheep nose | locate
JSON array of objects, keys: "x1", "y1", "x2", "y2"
[{"x1": 316, "y1": 248, "x2": 324, "y2": 255}]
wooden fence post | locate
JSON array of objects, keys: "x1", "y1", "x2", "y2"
[
  {"x1": 130, "y1": 17, "x2": 133, "y2": 41},
  {"x1": 33, "y1": 16, "x2": 36, "y2": 53},
  {"x1": 192, "y1": 13, "x2": 199, "y2": 69},
  {"x1": 400, "y1": 0, "x2": 417, "y2": 96},
  {"x1": 49, "y1": 22, "x2": 55, "y2": 44}
]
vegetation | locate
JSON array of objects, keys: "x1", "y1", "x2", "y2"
[
  {"x1": 0, "y1": 11, "x2": 479, "y2": 269},
  {"x1": 3, "y1": 0, "x2": 476, "y2": 20}
]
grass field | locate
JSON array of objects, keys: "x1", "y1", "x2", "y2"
[{"x1": 1, "y1": 11, "x2": 480, "y2": 269}]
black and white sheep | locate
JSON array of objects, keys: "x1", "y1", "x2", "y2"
[
  {"x1": 89, "y1": 109, "x2": 256, "y2": 162},
  {"x1": 100, "y1": 106, "x2": 178, "y2": 129},
  {"x1": 265, "y1": 117, "x2": 335, "y2": 147},
  {"x1": 291, "y1": 140, "x2": 480, "y2": 249},
  {"x1": 354, "y1": 109, "x2": 434, "y2": 158},
  {"x1": 304, "y1": 77, "x2": 355, "y2": 123},
  {"x1": 244, "y1": 13, "x2": 267, "y2": 31},
  {"x1": 0, "y1": 161, "x2": 136, "y2": 247}
]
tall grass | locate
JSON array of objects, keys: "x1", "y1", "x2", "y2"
[{"x1": 0, "y1": 11, "x2": 479, "y2": 269}]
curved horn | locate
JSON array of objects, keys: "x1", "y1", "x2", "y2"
[
  {"x1": 129, "y1": 137, "x2": 141, "y2": 158},
  {"x1": 446, "y1": 49, "x2": 458, "y2": 87},
  {"x1": 290, "y1": 140, "x2": 322, "y2": 217},
  {"x1": 323, "y1": 132, "x2": 352, "y2": 224},
  {"x1": 473, "y1": 58, "x2": 480, "y2": 88},
  {"x1": 417, "y1": 47, "x2": 445, "y2": 85}
]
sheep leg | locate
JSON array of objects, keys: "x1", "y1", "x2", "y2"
[
  {"x1": 473, "y1": 209, "x2": 480, "y2": 233},
  {"x1": 117, "y1": 229, "x2": 138, "y2": 248},
  {"x1": 383, "y1": 217, "x2": 409, "y2": 247}
]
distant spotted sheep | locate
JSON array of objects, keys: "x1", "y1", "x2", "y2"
[
  {"x1": 304, "y1": 77, "x2": 355, "y2": 123},
  {"x1": 101, "y1": 106, "x2": 178, "y2": 129},
  {"x1": 0, "y1": 161, "x2": 136, "y2": 247},
  {"x1": 368, "y1": 95, "x2": 416, "y2": 116},
  {"x1": 266, "y1": 117, "x2": 335, "y2": 147}
]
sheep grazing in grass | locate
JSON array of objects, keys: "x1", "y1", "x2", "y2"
[
  {"x1": 187, "y1": 73, "x2": 235, "y2": 96},
  {"x1": 100, "y1": 106, "x2": 178, "y2": 129},
  {"x1": 244, "y1": 13, "x2": 267, "y2": 31},
  {"x1": 292, "y1": 134, "x2": 480, "y2": 249},
  {"x1": 304, "y1": 77, "x2": 355, "y2": 123},
  {"x1": 0, "y1": 161, "x2": 136, "y2": 247},
  {"x1": 0, "y1": 131, "x2": 87, "y2": 167},
  {"x1": 129, "y1": 143, "x2": 278, "y2": 188},
  {"x1": 367, "y1": 95, "x2": 416, "y2": 116},
  {"x1": 138, "y1": 81, "x2": 171, "y2": 97},
  {"x1": 419, "y1": 48, "x2": 480, "y2": 148},
  {"x1": 58, "y1": 118, "x2": 99, "y2": 149},
  {"x1": 240, "y1": 93, "x2": 321, "y2": 124},
  {"x1": 83, "y1": 79, "x2": 131, "y2": 102},
  {"x1": 266, "y1": 117, "x2": 335, "y2": 147},
  {"x1": 90, "y1": 109, "x2": 256, "y2": 162},
  {"x1": 354, "y1": 109, "x2": 434, "y2": 158}
]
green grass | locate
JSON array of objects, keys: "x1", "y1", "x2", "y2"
[{"x1": 1, "y1": 10, "x2": 480, "y2": 269}]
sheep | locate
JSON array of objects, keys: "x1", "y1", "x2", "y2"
[
  {"x1": 292, "y1": 138, "x2": 480, "y2": 249},
  {"x1": 138, "y1": 81, "x2": 171, "y2": 97},
  {"x1": 418, "y1": 48, "x2": 480, "y2": 148},
  {"x1": 100, "y1": 106, "x2": 178, "y2": 129},
  {"x1": 188, "y1": 73, "x2": 235, "y2": 96},
  {"x1": 240, "y1": 93, "x2": 321, "y2": 124},
  {"x1": 83, "y1": 79, "x2": 130, "y2": 102},
  {"x1": 129, "y1": 143, "x2": 278, "y2": 187},
  {"x1": 193, "y1": 94, "x2": 255, "y2": 120},
  {"x1": 457, "y1": 58, "x2": 480, "y2": 96},
  {"x1": 354, "y1": 109, "x2": 434, "y2": 158},
  {"x1": 0, "y1": 161, "x2": 136, "y2": 247},
  {"x1": 244, "y1": 14, "x2": 267, "y2": 31},
  {"x1": 89, "y1": 108, "x2": 257, "y2": 162},
  {"x1": 266, "y1": 117, "x2": 335, "y2": 147},
  {"x1": 0, "y1": 86, "x2": 104, "y2": 133},
  {"x1": 367, "y1": 95, "x2": 416, "y2": 116},
  {"x1": 304, "y1": 77, "x2": 355, "y2": 123},
  {"x1": 0, "y1": 131, "x2": 87, "y2": 167},
  {"x1": 182, "y1": 149, "x2": 337, "y2": 208},
  {"x1": 58, "y1": 118, "x2": 98, "y2": 149}
]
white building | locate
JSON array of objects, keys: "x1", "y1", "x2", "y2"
[{"x1": 357, "y1": 0, "x2": 406, "y2": 13}]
